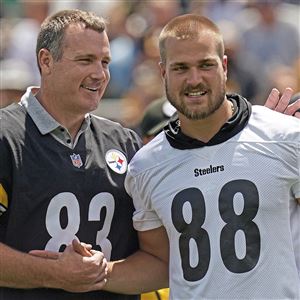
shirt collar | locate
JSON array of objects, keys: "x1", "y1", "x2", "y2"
[
  {"x1": 20, "y1": 86, "x2": 91, "y2": 135},
  {"x1": 164, "y1": 94, "x2": 252, "y2": 150}
]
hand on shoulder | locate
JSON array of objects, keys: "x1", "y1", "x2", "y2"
[{"x1": 264, "y1": 87, "x2": 300, "y2": 118}]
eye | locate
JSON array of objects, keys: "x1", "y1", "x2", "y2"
[
  {"x1": 201, "y1": 62, "x2": 215, "y2": 69},
  {"x1": 172, "y1": 65, "x2": 187, "y2": 72},
  {"x1": 78, "y1": 58, "x2": 92, "y2": 64},
  {"x1": 102, "y1": 60, "x2": 110, "y2": 68}
]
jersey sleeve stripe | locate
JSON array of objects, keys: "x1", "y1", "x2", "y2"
[{"x1": 0, "y1": 184, "x2": 8, "y2": 215}]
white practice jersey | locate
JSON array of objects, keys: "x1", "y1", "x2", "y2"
[{"x1": 125, "y1": 105, "x2": 300, "y2": 300}]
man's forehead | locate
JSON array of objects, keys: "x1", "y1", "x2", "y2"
[
  {"x1": 62, "y1": 27, "x2": 111, "y2": 58},
  {"x1": 165, "y1": 34, "x2": 216, "y2": 53},
  {"x1": 63, "y1": 24, "x2": 109, "y2": 45},
  {"x1": 164, "y1": 39, "x2": 221, "y2": 66}
]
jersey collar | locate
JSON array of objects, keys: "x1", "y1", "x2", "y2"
[
  {"x1": 20, "y1": 86, "x2": 91, "y2": 135},
  {"x1": 164, "y1": 94, "x2": 252, "y2": 150}
]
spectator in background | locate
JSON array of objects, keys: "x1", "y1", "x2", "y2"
[
  {"x1": 243, "y1": 0, "x2": 300, "y2": 105},
  {"x1": 241, "y1": 0, "x2": 299, "y2": 90},
  {"x1": 103, "y1": 3, "x2": 137, "y2": 99},
  {"x1": 217, "y1": 20, "x2": 265, "y2": 104},
  {"x1": 269, "y1": 64, "x2": 299, "y2": 97},
  {"x1": 3, "y1": 0, "x2": 50, "y2": 85},
  {"x1": 107, "y1": 1, "x2": 182, "y2": 127},
  {"x1": 139, "y1": 97, "x2": 176, "y2": 144},
  {"x1": 202, "y1": 0, "x2": 247, "y2": 25},
  {"x1": 0, "y1": 58, "x2": 34, "y2": 108}
]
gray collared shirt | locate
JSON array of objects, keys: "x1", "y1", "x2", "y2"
[{"x1": 20, "y1": 86, "x2": 91, "y2": 149}]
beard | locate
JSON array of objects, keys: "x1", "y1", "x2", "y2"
[{"x1": 165, "y1": 81, "x2": 226, "y2": 120}]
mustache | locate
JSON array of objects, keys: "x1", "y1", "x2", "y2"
[{"x1": 183, "y1": 84, "x2": 207, "y2": 93}]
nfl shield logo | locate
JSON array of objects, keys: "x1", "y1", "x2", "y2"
[{"x1": 70, "y1": 153, "x2": 83, "y2": 168}]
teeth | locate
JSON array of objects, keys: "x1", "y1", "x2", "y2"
[
  {"x1": 188, "y1": 91, "x2": 206, "y2": 96},
  {"x1": 81, "y1": 85, "x2": 98, "y2": 92}
]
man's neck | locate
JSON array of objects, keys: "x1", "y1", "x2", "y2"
[{"x1": 35, "y1": 89, "x2": 85, "y2": 140}]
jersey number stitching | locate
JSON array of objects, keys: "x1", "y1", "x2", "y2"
[
  {"x1": 171, "y1": 179, "x2": 261, "y2": 281},
  {"x1": 45, "y1": 192, "x2": 114, "y2": 260}
]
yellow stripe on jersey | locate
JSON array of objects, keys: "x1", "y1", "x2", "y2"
[
  {"x1": 141, "y1": 288, "x2": 169, "y2": 300},
  {"x1": 0, "y1": 184, "x2": 8, "y2": 215}
]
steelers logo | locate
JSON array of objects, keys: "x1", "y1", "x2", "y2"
[{"x1": 105, "y1": 149, "x2": 128, "y2": 174}]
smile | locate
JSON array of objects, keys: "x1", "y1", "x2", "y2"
[
  {"x1": 185, "y1": 91, "x2": 207, "y2": 97},
  {"x1": 81, "y1": 85, "x2": 99, "y2": 92}
]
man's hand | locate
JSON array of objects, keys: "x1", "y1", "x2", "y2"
[
  {"x1": 264, "y1": 87, "x2": 300, "y2": 118},
  {"x1": 72, "y1": 239, "x2": 93, "y2": 257},
  {"x1": 29, "y1": 241, "x2": 107, "y2": 292}
]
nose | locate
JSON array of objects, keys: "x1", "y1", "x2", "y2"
[
  {"x1": 91, "y1": 61, "x2": 109, "y2": 82},
  {"x1": 186, "y1": 67, "x2": 202, "y2": 86}
]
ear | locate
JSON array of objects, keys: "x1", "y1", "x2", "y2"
[
  {"x1": 38, "y1": 49, "x2": 53, "y2": 75},
  {"x1": 159, "y1": 61, "x2": 166, "y2": 80},
  {"x1": 222, "y1": 55, "x2": 228, "y2": 81}
]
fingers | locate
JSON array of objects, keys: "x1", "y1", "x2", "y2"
[
  {"x1": 76, "y1": 277, "x2": 108, "y2": 292},
  {"x1": 264, "y1": 87, "x2": 298, "y2": 116},
  {"x1": 274, "y1": 87, "x2": 294, "y2": 112},
  {"x1": 96, "y1": 258, "x2": 108, "y2": 282},
  {"x1": 82, "y1": 249, "x2": 105, "y2": 266},
  {"x1": 88, "y1": 258, "x2": 108, "y2": 291},
  {"x1": 84, "y1": 253, "x2": 107, "y2": 277},
  {"x1": 72, "y1": 239, "x2": 106, "y2": 265},
  {"x1": 29, "y1": 250, "x2": 60, "y2": 259},
  {"x1": 88, "y1": 278, "x2": 108, "y2": 291},
  {"x1": 29, "y1": 242, "x2": 109, "y2": 292},
  {"x1": 75, "y1": 253, "x2": 108, "y2": 292},
  {"x1": 265, "y1": 88, "x2": 280, "y2": 109},
  {"x1": 81, "y1": 242, "x2": 92, "y2": 251},
  {"x1": 72, "y1": 239, "x2": 92, "y2": 257},
  {"x1": 100, "y1": 258, "x2": 108, "y2": 276},
  {"x1": 294, "y1": 112, "x2": 300, "y2": 119},
  {"x1": 285, "y1": 99, "x2": 300, "y2": 118}
]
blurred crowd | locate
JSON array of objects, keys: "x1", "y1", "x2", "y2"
[{"x1": 0, "y1": 0, "x2": 299, "y2": 129}]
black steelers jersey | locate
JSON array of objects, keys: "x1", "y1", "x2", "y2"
[
  {"x1": 0, "y1": 103, "x2": 142, "y2": 300},
  {"x1": 125, "y1": 95, "x2": 300, "y2": 300}
]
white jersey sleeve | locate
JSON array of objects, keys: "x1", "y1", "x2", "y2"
[{"x1": 125, "y1": 135, "x2": 166, "y2": 231}]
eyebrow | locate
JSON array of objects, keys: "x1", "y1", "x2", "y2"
[
  {"x1": 170, "y1": 62, "x2": 186, "y2": 67},
  {"x1": 200, "y1": 58, "x2": 216, "y2": 62},
  {"x1": 74, "y1": 54, "x2": 112, "y2": 62}
]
